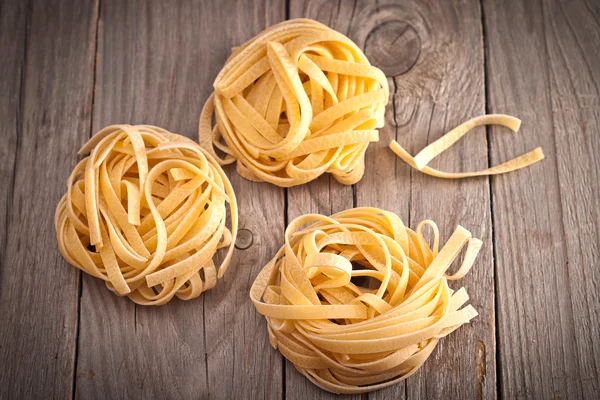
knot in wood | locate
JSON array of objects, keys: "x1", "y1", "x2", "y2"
[
  {"x1": 365, "y1": 20, "x2": 420, "y2": 77},
  {"x1": 235, "y1": 228, "x2": 254, "y2": 250}
]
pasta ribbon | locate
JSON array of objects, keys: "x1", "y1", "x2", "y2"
[
  {"x1": 390, "y1": 114, "x2": 544, "y2": 178},
  {"x1": 199, "y1": 19, "x2": 388, "y2": 187},
  {"x1": 55, "y1": 125, "x2": 238, "y2": 305},
  {"x1": 251, "y1": 207, "x2": 482, "y2": 394}
]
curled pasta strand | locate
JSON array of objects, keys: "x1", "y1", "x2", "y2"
[
  {"x1": 55, "y1": 125, "x2": 238, "y2": 305},
  {"x1": 251, "y1": 207, "x2": 481, "y2": 394},
  {"x1": 199, "y1": 19, "x2": 388, "y2": 187},
  {"x1": 390, "y1": 114, "x2": 544, "y2": 178}
]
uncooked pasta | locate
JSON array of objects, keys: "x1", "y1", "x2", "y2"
[
  {"x1": 251, "y1": 207, "x2": 482, "y2": 394},
  {"x1": 199, "y1": 19, "x2": 388, "y2": 187},
  {"x1": 55, "y1": 125, "x2": 237, "y2": 305},
  {"x1": 390, "y1": 114, "x2": 544, "y2": 178}
]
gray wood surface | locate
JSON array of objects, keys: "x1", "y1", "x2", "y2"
[
  {"x1": 484, "y1": 0, "x2": 600, "y2": 398},
  {"x1": 76, "y1": 1, "x2": 211, "y2": 398},
  {"x1": 199, "y1": 2, "x2": 285, "y2": 399},
  {"x1": 0, "y1": 0, "x2": 98, "y2": 398},
  {"x1": 287, "y1": 1, "x2": 357, "y2": 399},
  {"x1": 351, "y1": 1, "x2": 496, "y2": 399},
  {"x1": 1, "y1": 0, "x2": 599, "y2": 399},
  {"x1": 0, "y1": 0, "x2": 26, "y2": 288}
]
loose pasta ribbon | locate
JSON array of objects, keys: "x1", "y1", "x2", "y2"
[
  {"x1": 55, "y1": 125, "x2": 238, "y2": 305},
  {"x1": 250, "y1": 207, "x2": 482, "y2": 394},
  {"x1": 390, "y1": 114, "x2": 544, "y2": 178},
  {"x1": 199, "y1": 18, "x2": 388, "y2": 187}
]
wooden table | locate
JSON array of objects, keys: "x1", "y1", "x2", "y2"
[{"x1": 1, "y1": 0, "x2": 599, "y2": 399}]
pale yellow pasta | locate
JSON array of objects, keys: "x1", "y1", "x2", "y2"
[
  {"x1": 250, "y1": 207, "x2": 482, "y2": 394},
  {"x1": 55, "y1": 125, "x2": 238, "y2": 305},
  {"x1": 199, "y1": 18, "x2": 388, "y2": 187},
  {"x1": 390, "y1": 114, "x2": 544, "y2": 178}
]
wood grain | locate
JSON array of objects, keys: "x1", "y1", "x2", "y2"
[
  {"x1": 348, "y1": 1, "x2": 496, "y2": 399},
  {"x1": 484, "y1": 0, "x2": 600, "y2": 398},
  {"x1": 0, "y1": 0, "x2": 98, "y2": 398},
  {"x1": 1, "y1": 0, "x2": 599, "y2": 398},
  {"x1": 76, "y1": 1, "x2": 213, "y2": 398},
  {"x1": 0, "y1": 0, "x2": 26, "y2": 280},
  {"x1": 75, "y1": 2, "x2": 286, "y2": 398},
  {"x1": 285, "y1": 2, "x2": 357, "y2": 399},
  {"x1": 197, "y1": 2, "x2": 286, "y2": 399}
]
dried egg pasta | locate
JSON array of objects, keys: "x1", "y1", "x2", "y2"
[
  {"x1": 55, "y1": 125, "x2": 237, "y2": 305},
  {"x1": 390, "y1": 114, "x2": 544, "y2": 178},
  {"x1": 199, "y1": 19, "x2": 388, "y2": 187},
  {"x1": 251, "y1": 207, "x2": 482, "y2": 394}
]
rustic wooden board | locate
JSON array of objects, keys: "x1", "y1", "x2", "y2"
[
  {"x1": 484, "y1": 0, "x2": 600, "y2": 398},
  {"x1": 1, "y1": 0, "x2": 600, "y2": 399},
  {"x1": 288, "y1": 1, "x2": 496, "y2": 399},
  {"x1": 74, "y1": 1, "x2": 285, "y2": 399},
  {"x1": 76, "y1": 1, "x2": 212, "y2": 398},
  {"x1": 0, "y1": 0, "x2": 26, "y2": 282},
  {"x1": 348, "y1": 1, "x2": 496, "y2": 399},
  {"x1": 285, "y1": 2, "x2": 357, "y2": 399},
  {"x1": 0, "y1": 1, "x2": 27, "y2": 398},
  {"x1": 197, "y1": 1, "x2": 286, "y2": 399},
  {"x1": 0, "y1": 0, "x2": 98, "y2": 398},
  {"x1": 353, "y1": 2, "x2": 411, "y2": 398}
]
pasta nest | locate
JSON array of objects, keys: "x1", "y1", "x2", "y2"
[
  {"x1": 251, "y1": 207, "x2": 482, "y2": 394},
  {"x1": 200, "y1": 18, "x2": 389, "y2": 187},
  {"x1": 55, "y1": 125, "x2": 237, "y2": 305}
]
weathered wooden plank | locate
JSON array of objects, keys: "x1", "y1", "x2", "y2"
[
  {"x1": 484, "y1": 0, "x2": 600, "y2": 398},
  {"x1": 0, "y1": 0, "x2": 99, "y2": 398},
  {"x1": 285, "y1": 1, "x2": 357, "y2": 399},
  {"x1": 0, "y1": 0, "x2": 27, "y2": 276},
  {"x1": 194, "y1": 1, "x2": 286, "y2": 400},
  {"x1": 350, "y1": 1, "x2": 495, "y2": 399},
  {"x1": 76, "y1": 1, "x2": 213, "y2": 398},
  {"x1": 351, "y1": 4, "x2": 414, "y2": 398},
  {"x1": 0, "y1": 2, "x2": 28, "y2": 398},
  {"x1": 348, "y1": 1, "x2": 414, "y2": 398},
  {"x1": 285, "y1": 177, "x2": 355, "y2": 400},
  {"x1": 286, "y1": 1, "x2": 496, "y2": 398}
]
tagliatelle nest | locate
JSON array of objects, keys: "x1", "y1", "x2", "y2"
[
  {"x1": 250, "y1": 208, "x2": 482, "y2": 394},
  {"x1": 55, "y1": 125, "x2": 237, "y2": 305},
  {"x1": 199, "y1": 18, "x2": 388, "y2": 187}
]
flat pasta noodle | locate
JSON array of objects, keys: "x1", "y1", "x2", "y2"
[
  {"x1": 250, "y1": 207, "x2": 482, "y2": 394},
  {"x1": 55, "y1": 125, "x2": 238, "y2": 305},
  {"x1": 199, "y1": 18, "x2": 388, "y2": 187},
  {"x1": 389, "y1": 114, "x2": 545, "y2": 178}
]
